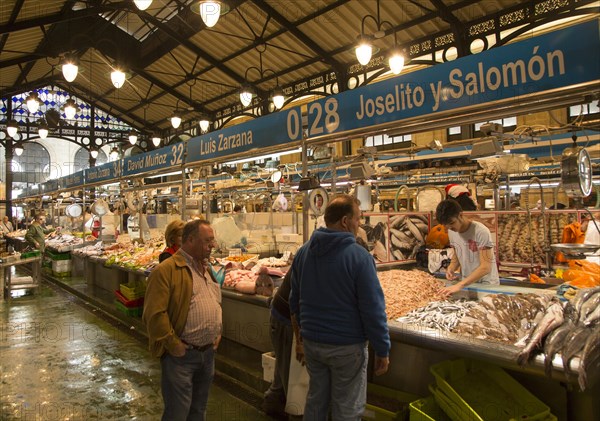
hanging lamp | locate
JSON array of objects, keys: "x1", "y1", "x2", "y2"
[
  {"x1": 14, "y1": 142, "x2": 24, "y2": 156},
  {"x1": 64, "y1": 99, "x2": 77, "y2": 120},
  {"x1": 111, "y1": 68, "x2": 126, "y2": 89},
  {"x1": 134, "y1": 0, "x2": 152, "y2": 11},
  {"x1": 193, "y1": 1, "x2": 229, "y2": 28},
  {"x1": 62, "y1": 55, "x2": 79, "y2": 82},
  {"x1": 128, "y1": 130, "x2": 138, "y2": 145},
  {"x1": 152, "y1": 135, "x2": 161, "y2": 147},
  {"x1": 6, "y1": 120, "x2": 18, "y2": 137},
  {"x1": 38, "y1": 122, "x2": 49, "y2": 139},
  {"x1": 26, "y1": 92, "x2": 40, "y2": 114},
  {"x1": 171, "y1": 110, "x2": 182, "y2": 129}
]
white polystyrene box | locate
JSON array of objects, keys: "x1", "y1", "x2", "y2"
[{"x1": 262, "y1": 352, "x2": 276, "y2": 382}]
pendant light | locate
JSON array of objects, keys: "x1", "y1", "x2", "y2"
[
  {"x1": 355, "y1": 34, "x2": 374, "y2": 66},
  {"x1": 90, "y1": 148, "x2": 99, "y2": 159},
  {"x1": 111, "y1": 68, "x2": 126, "y2": 89},
  {"x1": 64, "y1": 99, "x2": 77, "y2": 120},
  {"x1": 134, "y1": 0, "x2": 152, "y2": 11},
  {"x1": 109, "y1": 147, "x2": 120, "y2": 161},
  {"x1": 62, "y1": 55, "x2": 79, "y2": 83},
  {"x1": 38, "y1": 122, "x2": 49, "y2": 139},
  {"x1": 271, "y1": 87, "x2": 285, "y2": 110},
  {"x1": 196, "y1": 1, "x2": 224, "y2": 28},
  {"x1": 240, "y1": 85, "x2": 254, "y2": 107},
  {"x1": 152, "y1": 135, "x2": 161, "y2": 147},
  {"x1": 388, "y1": 49, "x2": 405, "y2": 75},
  {"x1": 6, "y1": 120, "x2": 18, "y2": 137},
  {"x1": 170, "y1": 110, "x2": 182, "y2": 129},
  {"x1": 26, "y1": 92, "x2": 40, "y2": 114},
  {"x1": 199, "y1": 117, "x2": 210, "y2": 133},
  {"x1": 128, "y1": 130, "x2": 138, "y2": 145},
  {"x1": 356, "y1": 0, "x2": 399, "y2": 70},
  {"x1": 14, "y1": 142, "x2": 24, "y2": 156}
]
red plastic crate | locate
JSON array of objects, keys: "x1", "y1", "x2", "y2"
[{"x1": 114, "y1": 289, "x2": 144, "y2": 308}]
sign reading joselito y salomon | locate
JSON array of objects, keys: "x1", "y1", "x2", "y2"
[{"x1": 306, "y1": 20, "x2": 600, "y2": 139}]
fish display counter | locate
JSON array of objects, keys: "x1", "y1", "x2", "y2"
[{"x1": 376, "y1": 281, "x2": 599, "y2": 421}]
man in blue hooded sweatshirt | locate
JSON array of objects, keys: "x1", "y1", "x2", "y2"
[{"x1": 289, "y1": 194, "x2": 390, "y2": 420}]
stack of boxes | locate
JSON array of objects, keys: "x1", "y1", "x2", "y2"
[
  {"x1": 114, "y1": 283, "x2": 145, "y2": 317},
  {"x1": 46, "y1": 250, "x2": 72, "y2": 277}
]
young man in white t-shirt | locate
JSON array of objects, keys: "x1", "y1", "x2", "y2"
[{"x1": 435, "y1": 199, "x2": 499, "y2": 298}]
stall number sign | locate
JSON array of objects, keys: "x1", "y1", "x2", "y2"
[
  {"x1": 85, "y1": 161, "x2": 119, "y2": 184},
  {"x1": 63, "y1": 171, "x2": 84, "y2": 189},
  {"x1": 123, "y1": 144, "x2": 184, "y2": 177},
  {"x1": 187, "y1": 106, "x2": 303, "y2": 164},
  {"x1": 306, "y1": 20, "x2": 600, "y2": 139}
]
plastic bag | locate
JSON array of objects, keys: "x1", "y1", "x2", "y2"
[
  {"x1": 285, "y1": 336, "x2": 309, "y2": 416},
  {"x1": 209, "y1": 263, "x2": 226, "y2": 286},
  {"x1": 272, "y1": 193, "x2": 288, "y2": 212}
]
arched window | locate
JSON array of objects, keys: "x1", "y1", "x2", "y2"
[
  {"x1": 74, "y1": 147, "x2": 108, "y2": 171},
  {"x1": 0, "y1": 142, "x2": 51, "y2": 183}
]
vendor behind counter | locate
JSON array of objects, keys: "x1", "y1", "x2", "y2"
[{"x1": 24, "y1": 214, "x2": 58, "y2": 253}]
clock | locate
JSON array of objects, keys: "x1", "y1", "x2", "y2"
[{"x1": 561, "y1": 147, "x2": 592, "y2": 198}]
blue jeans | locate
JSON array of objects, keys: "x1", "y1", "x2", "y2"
[
  {"x1": 160, "y1": 347, "x2": 215, "y2": 421},
  {"x1": 303, "y1": 339, "x2": 368, "y2": 421}
]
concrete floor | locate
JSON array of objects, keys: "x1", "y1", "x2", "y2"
[{"x1": 1, "y1": 278, "x2": 274, "y2": 420}]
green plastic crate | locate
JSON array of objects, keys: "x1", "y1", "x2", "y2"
[
  {"x1": 52, "y1": 270, "x2": 71, "y2": 278},
  {"x1": 21, "y1": 250, "x2": 41, "y2": 259},
  {"x1": 119, "y1": 283, "x2": 146, "y2": 301},
  {"x1": 430, "y1": 359, "x2": 551, "y2": 421},
  {"x1": 409, "y1": 395, "x2": 452, "y2": 421},
  {"x1": 114, "y1": 300, "x2": 143, "y2": 317},
  {"x1": 363, "y1": 384, "x2": 416, "y2": 421},
  {"x1": 45, "y1": 250, "x2": 71, "y2": 260},
  {"x1": 429, "y1": 383, "x2": 472, "y2": 421}
]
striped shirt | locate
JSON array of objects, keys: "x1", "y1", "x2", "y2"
[{"x1": 178, "y1": 249, "x2": 222, "y2": 348}]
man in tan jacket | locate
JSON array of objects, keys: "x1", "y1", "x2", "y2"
[{"x1": 143, "y1": 219, "x2": 221, "y2": 421}]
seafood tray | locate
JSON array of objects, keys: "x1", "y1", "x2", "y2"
[
  {"x1": 409, "y1": 395, "x2": 452, "y2": 421},
  {"x1": 430, "y1": 359, "x2": 551, "y2": 421}
]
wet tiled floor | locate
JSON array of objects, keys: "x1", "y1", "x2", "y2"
[{"x1": 1, "y1": 281, "x2": 273, "y2": 421}]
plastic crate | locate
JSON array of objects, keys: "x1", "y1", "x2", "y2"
[
  {"x1": 52, "y1": 270, "x2": 71, "y2": 277},
  {"x1": 409, "y1": 395, "x2": 452, "y2": 421},
  {"x1": 119, "y1": 283, "x2": 145, "y2": 301},
  {"x1": 114, "y1": 300, "x2": 143, "y2": 317},
  {"x1": 21, "y1": 250, "x2": 41, "y2": 259},
  {"x1": 430, "y1": 359, "x2": 551, "y2": 421},
  {"x1": 114, "y1": 289, "x2": 144, "y2": 307},
  {"x1": 363, "y1": 384, "x2": 416, "y2": 421},
  {"x1": 46, "y1": 250, "x2": 71, "y2": 260}
]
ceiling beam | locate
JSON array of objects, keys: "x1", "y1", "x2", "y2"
[
  {"x1": 0, "y1": 0, "x2": 25, "y2": 52},
  {"x1": 62, "y1": 81, "x2": 158, "y2": 132},
  {"x1": 251, "y1": 0, "x2": 344, "y2": 72},
  {"x1": 125, "y1": 0, "x2": 350, "y2": 114},
  {"x1": 0, "y1": 2, "x2": 129, "y2": 35},
  {"x1": 429, "y1": 0, "x2": 468, "y2": 57},
  {"x1": 12, "y1": 1, "x2": 88, "y2": 87},
  {"x1": 139, "y1": 0, "x2": 248, "y2": 68}
]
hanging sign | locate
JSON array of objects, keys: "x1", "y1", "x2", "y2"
[
  {"x1": 62, "y1": 170, "x2": 85, "y2": 189},
  {"x1": 122, "y1": 144, "x2": 184, "y2": 177},
  {"x1": 186, "y1": 106, "x2": 303, "y2": 164},
  {"x1": 306, "y1": 20, "x2": 600, "y2": 138},
  {"x1": 41, "y1": 179, "x2": 59, "y2": 193},
  {"x1": 84, "y1": 161, "x2": 121, "y2": 184}
]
